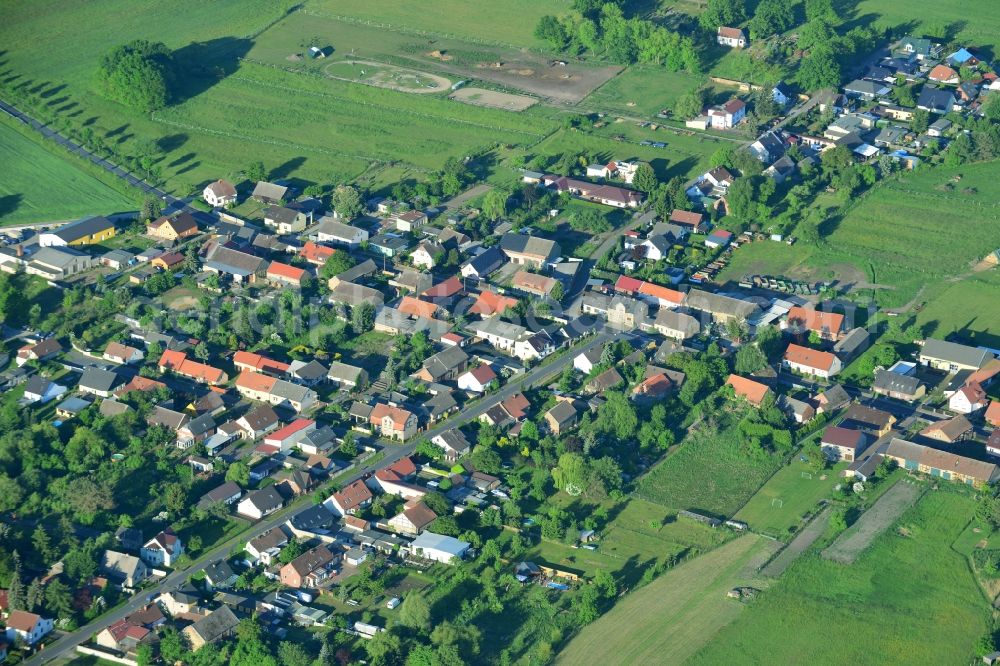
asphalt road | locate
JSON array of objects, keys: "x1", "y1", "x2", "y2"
[{"x1": 26, "y1": 328, "x2": 616, "y2": 664}]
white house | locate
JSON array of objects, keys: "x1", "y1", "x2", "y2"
[
  {"x1": 245, "y1": 528, "x2": 289, "y2": 566},
  {"x1": 237, "y1": 487, "x2": 284, "y2": 520},
  {"x1": 22, "y1": 376, "x2": 66, "y2": 405},
  {"x1": 391, "y1": 210, "x2": 428, "y2": 232},
  {"x1": 717, "y1": 26, "x2": 747, "y2": 48},
  {"x1": 950, "y1": 382, "x2": 988, "y2": 414},
  {"x1": 140, "y1": 530, "x2": 184, "y2": 567},
  {"x1": 5, "y1": 610, "x2": 55, "y2": 646},
  {"x1": 457, "y1": 364, "x2": 497, "y2": 394},
  {"x1": 574, "y1": 347, "x2": 603, "y2": 374},
  {"x1": 315, "y1": 218, "x2": 368, "y2": 247},
  {"x1": 708, "y1": 99, "x2": 746, "y2": 129},
  {"x1": 431, "y1": 429, "x2": 471, "y2": 462},
  {"x1": 203, "y1": 180, "x2": 237, "y2": 207},
  {"x1": 409, "y1": 531, "x2": 470, "y2": 564},
  {"x1": 410, "y1": 241, "x2": 444, "y2": 270},
  {"x1": 783, "y1": 344, "x2": 842, "y2": 378}
]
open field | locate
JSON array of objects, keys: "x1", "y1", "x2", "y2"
[
  {"x1": 451, "y1": 87, "x2": 538, "y2": 111},
  {"x1": 304, "y1": 0, "x2": 568, "y2": 49},
  {"x1": 557, "y1": 535, "x2": 779, "y2": 665},
  {"x1": 0, "y1": 120, "x2": 135, "y2": 225},
  {"x1": 761, "y1": 507, "x2": 831, "y2": 578},
  {"x1": 688, "y1": 490, "x2": 989, "y2": 666},
  {"x1": 637, "y1": 414, "x2": 784, "y2": 517},
  {"x1": 823, "y1": 480, "x2": 923, "y2": 564},
  {"x1": 913, "y1": 269, "x2": 1000, "y2": 348},
  {"x1": 734, "y1": 459, "x2": 845, "y2": 539}
]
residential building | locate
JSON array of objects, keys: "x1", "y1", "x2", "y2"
[
  {"x1": 652, "y1": 309, "x2": 700, "y2": 340},
  {"x1": 147, "y1": 212, "x2": 199, "y2": 241},
  {"x1": 327, "y1": 361, "x2": 368, "y2": 390},
  {"x1": 369, "y1": 403, "x2": 418, "y2": 441},
  {"x1": 203, "y1": 180, "x2": 237, "y2": 207},
  {"x1": 668, "y1": 209, "x2": 707, "y2": 233},
  {"x1": 390, "y1": 210, "x2": 428, "y2": 232},
  {"x1": 236, "y1": 487, "x2": 284, "y2": 520},
  {"x1": 544, "y1": 401, "x2": 578, "y2": 435},
  {"x1": 841, "y1": 403, "x2": 896, "y2": 437},
  {"x1": 468, "y1": 290, "x2": 519, "y2": 317},
  {"x1": 202, "y1": 243, "x2": 267, "y2": 284},
  {"x1": 411, "y1": 241, "x2": 444, "y2": 270},
  {"x1": 685, "y1": 289, "x2": 759, "y2": 324},
  {"x1": 203, "y1": 560, "x2": 238, "y2": 591},
  {"x1": 883, "y1": 437, "x2": 998, "y2": 487},
  {"x1": 499, "y1": 233, "x2": 562, "y2": 267},
  {"x1": 315, "y1": 217, "x2": 368, "y2": 247},
  {"x1": 458, "y1": 364, "x2": 497, "y2": 393},
  {"x1": 264, "y1": 418, "x2": 316, "y2": 452},
  {"x1": 264, "y1": 205, "x2": 310, "y2": 234},
  {"x1": 251, "y1": 181, "x2": 288, "y2": 204},
  {"x1": 782, "y1": 306, "x2": 845, "y2": 340},
  {"x1": 95, "y1": 618, "x2": 153, "y2": 653},
  {"x1": 431, "y1": 429, "x2": 471, "y2": 462},
  {"x1": 411, "y1": 346, "x2": 469, "y2": 383},
  {"x1": 708, "y1": 99, "x2": 746, "y2": 129},
  {"x1": 460, "y1": 246, "x2": 506, "y2": 280},
  {"x1": 409, "y1": 531, "x2": 470, "y2": 564},
  {"x1": 820, "y1": 426, "x2": 868, "y2": 461},
  {"x1": 920, "y1": 415, "x2": 972, "y2": 443},
  {"x1": 159, "y1": 350, "x2": 228, "y2": 385},
  {"x1": 783, "y1": 344, "x2": 842, "y2": 378},
  {"x1": 16, "y1": 338, "x2": 62, "y2": 366},
  {"x1": 22, "y1": 376, "x2": 66, "y2": 405},
  {"x1": 511, "y1": 271, "x2": 558, "y2": 298},
  {"x1": 183, "y1": 606, "x2": 239, "y2": 651},
  {"x1": 872, "y1": 370, "x2": 926, "y2": 402},
  {"x1": 236, "y1": 405, "x2": 280, "y2": 439},
  {"x1": 833, "y1": 328, "x2": 870, "y2": 361},
  {"x1": 917, "y1": 85, "x2": 956, "y2": 113},
  {"x1": 79, "y1": 367, "x2": 121, "y2": 398},
  {"x1": 300, "y1": 241, "x2": 336, "y2": 266},
  {"x1": 388, "y1": 501, "x2": 438, "y2": 536},
  {"x1": 726, "y1": 374, "x2": 771, "y2": 406},
  {"x1": 197, "y1": 481, "x2": 242, "y2": 510},
  {"x1": 280, "y1": 545, "x2": 337, "y2": 588},
  {"x1": 581, "y1": 292, "x2": 646, "y2": 329},
  {"x1": 5, "y1": 610, "x2": 54, "y2": 646},
  {"x1": 235, "y1": 371, "x2": 318, "y2": 412},
  {"x1": 140, "y1": 530, "x2": 183, "y2": 567},
  {"x1": 267, "y1": 261, "x2": 308, "y2": 288},
  {"x1": 104, "y1": 341, "x2": 143, "y2": 365},
  {"x1": 101, "y1": 550, "x2": 150, "y2": 588},
  {"x1": 950, "y1": 382, "x2": 988, "y2": 414},
  {"x1": 717, "y1": 26, "x2": 747, "y2": 48},
  {"x1": 541, "y1": 175, "x2": 644, "y2": 208},
  {"x1": 39, "y1": 216, "x2": 115, "y2": 247},
  {"x1": 323, "y1": 479, "x2": 373, "y2": 516}
]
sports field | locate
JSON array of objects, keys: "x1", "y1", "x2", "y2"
[
  {"x1": 0, "y1": 121, "x2": 135, "y2": 225},
  {"x1": 637, "y1": 414, "x2": 784, "y2": 517},
  {"x1": 688, "y1": 491, "x2": 989, "y2": 665},
  {"x1": 557, "y1": 535, "x2": 779, "y2": 665},
  {"x1": 734, "y1": 459, "x2": 845, "y2": 539}
]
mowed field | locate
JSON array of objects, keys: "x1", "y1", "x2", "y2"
[
  {"x1": 637, "y1": 414, "x2": 784, "y2": 517},
  {"x1": 304, "y1": 0, "x2": 569, "y2": 48},
  {"x1": 557, "y1": 535, "x2": 779, "y2": 665},
  {"x1": 688, "y1": 491, "x2": 989, "y2": 666},
  {"x1": 853, "y1": 0, "x2": 1000, "y2": 50},
  {"x1": 0, "y1": 120, "x2": 135, "y2": 225},
  {"x1": 913, "y1": 269, "x2": 1000, "y2": 349}
]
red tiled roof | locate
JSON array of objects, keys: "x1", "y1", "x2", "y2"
[
  {"x1": 266, "y1": 418, "x2": 315, "y2": 443},
  {"x1": 502, "y1": 392, "x2": 530, "y2": 420},
  {"x1": 115, "y1": 375, "x2": 166, "y2": 396},
  {"x1": 300, "y1": 241, "x2": 336, "y2": 265},
  {"x1": 423, "y1": 276, "x2": 463, "y2": 298},
  {"x1": 233, "y1": 351, "x2": 290, "y2": 375},
  {"x1": 267, "y1": 261, "x2": 307, "y2": 283},
  {"x1": 6, "y1": 610, "x2": 41, "y2": 633},
  {"x1": 333, "y1": 479, "x2": 373, "y2": 511},
  {"x1": 821, "y1": 425, "x2": 864, "y2": 449},
  {"x1": 638, "y1": 281, "x2": 685, "y2": 304},
  {"x1": 158, "y1": 351, "x2": 227, "y2": 384},
  {"x1": 669, "y1": 209, "x2": 704, "y2": 227},
  {"x1": 633, "y1": 373, "x2": 672, "y2": 397},
  {"x1": 377, "y1": 456, "x2": 417, "y2": 483},
  {"x1": 399, "y1": 296, "x2": 438, "y2": 320},
  {"x1": 986, "y1": 401, "x2": 1000, "y2": 427},
  {"x1": 615, "y1": 275, "x2": 643, "y2": 294},
  {"x1": 469, "y1": 290, "x2": 519, "y2": 316},
  {"x1": 236, "y1": 370, "x2": 278, "y2": 393},
  {"x1": 784, "y1": 344, "x2": 837, "y2": 371},
  {"x1": 467, "y1": 364, "x2": 497, "y2": 384},
  {"x1": 718, "y1": 26, "x2": 744, "y2": 39},
  {"x1": 726, "y1": 374, "x2": 771, "y2": 405},
  {"x1": 787, "y1": 306, "x2": 845, "y2": 336},
  {"x1": 370, "y1": 403, "x2": 414, "y2": 431}
]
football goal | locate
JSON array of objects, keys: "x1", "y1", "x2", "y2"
[{"x1": 771, "y1": 498, "x2": 784, "y2": 508}]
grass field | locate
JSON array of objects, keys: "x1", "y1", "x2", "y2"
[
  {"x1": 557, "y1": 535, "x2": 779, "y2": 665},
  {"x1": 913, "y1": 269, "x2": 1000, "y2": 349},
  {"x1": 688, "y1": 490, "x2": 989, "y2": 665},
  {"x1": 0, "y1": 120, "x2": 135, "y2": 225},
  {"x1": 852, "y1": 0, "x2": 1000, "y2": 50},
  {"x1": 734, "y1": 459, "x2": 845, "y2": 539},
  {"x1": 305, "y1": 0, "x2": 568, "y2": 49},
  {"x1": 581, "y1": 65, "x2": 704, "y2": 117},
  {"x1": 636, "y1": 413, "x2": 785, "y2": 517}
]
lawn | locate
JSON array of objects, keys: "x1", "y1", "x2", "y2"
[
  {"x1": 636, "y1": 412, "x2": 785, "y2": 517},
  {"x1": 687, "y1": 490, "x2": 990, "y2": 666},
  {"x1": 581, "y1": 65, "x2": 704, "y2": 117},
  {"x1": 557, "y1": 534, "x2": 779, "y2": 665},
  {"x1": 734, "y1": 458, "x2": 846, "y2": 539},
  {"x1": 913, "y1": 269, "x2": 1000, "y2": 349},
  {"x1": 0, "y1": 120, "x2": 135, "y2": 225}
]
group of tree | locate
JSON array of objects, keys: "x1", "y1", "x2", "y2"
[
  {"x1": 98, "y1": 40, "x2": 177, "y2": 112},
  {"x1": 536, "y1": 2, "x2": 701, "y2": 72}
]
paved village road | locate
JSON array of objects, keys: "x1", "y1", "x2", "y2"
[{"x1": 26, "y1": 328, "x2": 617, "y2": 664}]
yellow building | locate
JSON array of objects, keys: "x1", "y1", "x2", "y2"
[{"x1": 39, "y1": 216, "x2": 115, "y2": 247}]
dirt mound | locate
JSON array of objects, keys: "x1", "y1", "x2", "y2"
[{"x1": 427, "y1": 50, "x2": 452, "y2": 61}]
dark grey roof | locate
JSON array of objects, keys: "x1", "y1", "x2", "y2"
[
  {"x1": 917, "y1": 85, "x2": 955, "y2": 113},
  {"x1": 252, "y1": 181, "x2": 289, "y2": 201},
  {"x1": 291, "y1": 359, "x2": 328, "y2": 381},
  {"x1": 265, "y1": 206, "x2": 298, "y2": 225},
  {"x1": 461, "y1": 246, "x2": 505, "y2": 276},
  {"x1": 423, "y1": 390, "x2": 457, "y2": 418},
  {"x1": 243, "y1": 486, "x2": 283, "y2": 513},
  {"x1": 418, "y1": 346, "x2": 469, "y2": 381},
  {"x1": 24, "y1": 375, "x2": 52, "y2": 396},
  {"x1": 499, "y1": 233, "x2": 561, "y2": 262},
  {"x1": 873, "y1": 369, "x2": 922, "y2": 395},
  {"x1": 335, "y1": 259, "x2": 377, "y2": 284},
  {"x1": 291, "y1": 504, "x2": 336, "y2": 532},
  {"x1": 920, "y1": 339, "x2": 990, "y2": 369},
  {"x1": 80, "y1": 367, "x2": 120, "y2": 393},
  {"x1": 199, "y1": 481, "x2": 242, "y2": 507},
  {"x1": 204, "y1": 245, "x2": 266, "y2": 277},
  {"x1": 49, "y1": 216, "x2": 114, "y2": 243},
  {"x1": 186, "y1": 413, "x2": 217, "y2": 436},
  {"x1": 188, "y1": 605, "x2": 239, "y2": 643}
]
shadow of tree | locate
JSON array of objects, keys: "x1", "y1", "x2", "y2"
[
  {"x1": 0, "y1": 194, "x2": 23, "y2": 220},
  {"x1": 269, "y1": 156, "x2": 307, "y2": 182},
  {"x1": 171, "y1": 37, "x2": 255, "y2": 105}
]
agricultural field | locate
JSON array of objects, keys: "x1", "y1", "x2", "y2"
[
  {"x1": 688, "y1": 491, "x2": 989, "y2": 666},
  {"x1": 734, "y1": 458, "x2": 845, "y2": 539},
  {"x1": 304, "y1": 0, "x2": 567, "y2": 49},
  {"x1": 557, "y1": 535, "x2": 779, "y2": 665},
  {"x1": 636, "y1": 413, "x2": 785, "y2": 517},
  {"x1": 0, "y1": 120, "x2": 135, "y2": 225},
  {"x1": 913, "y1": 269, "x2": 1000, "y2": 348}
]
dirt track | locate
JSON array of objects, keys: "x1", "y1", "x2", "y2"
[
  {"x1": 324, "y1": 60, "x2": 451, "y2": 94},
  {"x1": 822, "y1": 480, "x2": 922, "y2": 564}
]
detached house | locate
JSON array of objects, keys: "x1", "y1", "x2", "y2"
[
  {"x1": 458, "y1": 364, "x2": 497, "y2": 394},
  {"x1": 708, "y1": 99, "x2": 746, "y2": 129},
  {"x1": 203, "y1": 180, "x2": 237, "y2": 207},
  {"x1": 369, "y1": 403, "x2": 418, "y2": 441},
  {"x1": 16, "y1": 338, "x2": 62, "y2": 366},
  {"x1": 237, "y1": 486, "x2": 284, "y2": 520},
  {"x1": 148, "y1": 212, "x2": 199, "y2": 241},
  {"x1": 101, "y1": 550, "x2": 150, "y2": 588},
  {"x1": 388, "y1": 501, "x2": 437, "y2": 536},
  {"x1": 500, "y1": 233, "x2": 562, "y2": 267},
  {"x1": 717, "y1": 26, "x2": 747, "y2": 48},
  {"x1": 202, "y1": 244, "x2": 267, "y2": 284},
  {"x1": 264, "y1": 205, "x2": 310, "y2": 234},
  {"x1": 432, "y1": 429, "x2": 471, "y2": 462},
  {"x1": 783, "y1": 306, "x2": 845, "y2": 340},
  {"x1": 391, "y1": 210, "x2": 428, "y2": 233},
  {"x1": 141, "y1": 530, "x2": 184, "y2": 567},
  {"x1": 315, "y1": 218, "x2": 368, "y2": 247},
  {"x1": 820, "y1": 426, "x2": 868, "y2": 461},
  {"x1": 323, "y1": 479, "x2": 373, "y2": 516},
  {"x1": 159, "y1": 350, "x2": 228, "y2": 385},
  {"x1": 5, "y1": 610, "x2": 54, "y2": 646},
  {"x1": 104, "y1": 341, "x2": 144, "y2": 365},
  {"x1": 726, "y1": 374, "x2": 771, "y2": 406},
  {"x1": 872, "y1": 370, "x2": 925, "y2": 402},
  {"x1": 246, "y1": 528, "x2": 289, "y2": 566},
  {"x1": 280, "y1": 545, "x2": 338, "y2": 588},
  {"x1": 950, "y1": 382, "x2": 988, "y2": 414},
  {"x1": 783, "y1": 344, "x2": 842, "y2": 378},
  {"x1": 368, "y1": 457, "x2": 425, "y2": 500},
  {"x1": 235, "y1": 371, "x2": 318, "y2": 413},
  {"x1": 266, "y1": 261, "x2": 308, "y2": 288},
  {"x1": 183, "y1": 606, "x2": 239, "y2": 651}
]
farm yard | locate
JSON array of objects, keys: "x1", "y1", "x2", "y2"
[
  {"x1": 557, "y1": 535, "x2": 779, "y2": 666},
  {"x1": 688, "y1": 491, "x2": 989, "y2": 666},
  {"x1": 0, "y1": 119, "x2": 135, "y2": 225},
  {"x1": 637, "y1": 413, "x2": 785, "y2": 518}
]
